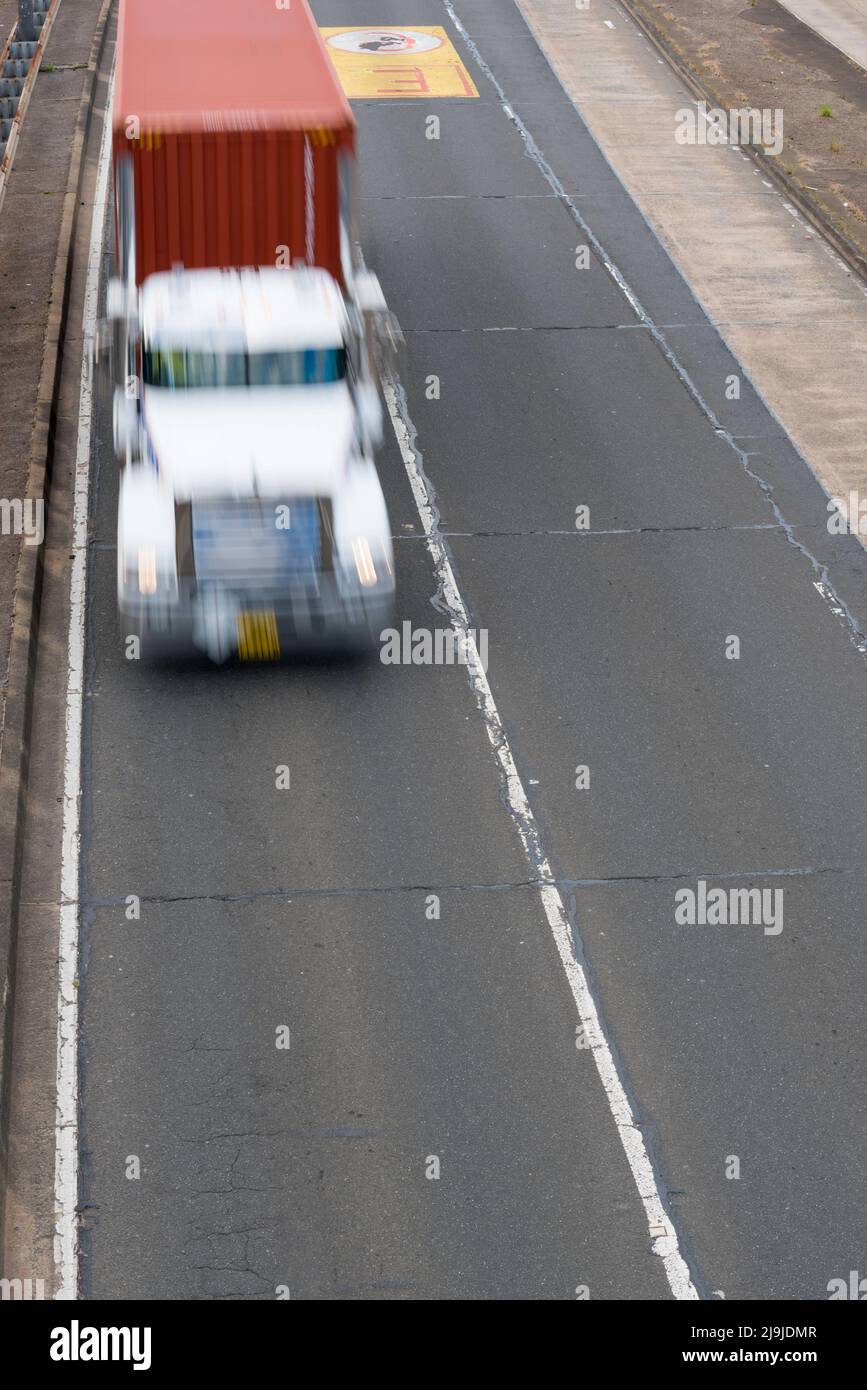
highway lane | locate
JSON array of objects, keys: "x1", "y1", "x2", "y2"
[{"x1": 76, "y1": 0, "x2": 867, "y2": 1299}]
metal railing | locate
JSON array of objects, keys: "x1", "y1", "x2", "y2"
[{"x1": 0, "y1": 0, "x2": 60, "y2": 212}]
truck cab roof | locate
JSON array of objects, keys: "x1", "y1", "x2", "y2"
[{"x1": 139, "y1": 267, "x2": 348, "y2": 352}]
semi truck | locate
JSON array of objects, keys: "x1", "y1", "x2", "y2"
[{"x1": 104, "y1": 0, "x2": 397, "y2": 661}]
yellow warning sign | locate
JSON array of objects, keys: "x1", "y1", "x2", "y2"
[{"x1": 321, "y1": 26, "x2": 479, "y2": 99}]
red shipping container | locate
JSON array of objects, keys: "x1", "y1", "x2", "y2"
[{"x1": 113, "y1": 0, "x2": 355, "y2": 286}]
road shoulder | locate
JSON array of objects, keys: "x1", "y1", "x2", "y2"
[{"x1": 0, "y1": 0, "x2": 112, "y2": 1280}]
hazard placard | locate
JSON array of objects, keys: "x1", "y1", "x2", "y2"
[{"x1": 320, "y1": 26, "x2": 479, "y2": 99}]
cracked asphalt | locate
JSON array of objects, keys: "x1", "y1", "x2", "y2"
[{"x1": 76, "y1": 0, "x2": 867, "y2": 1299}]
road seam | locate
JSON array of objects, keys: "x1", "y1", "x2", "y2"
[{"x1": 66, "y1": 862, "x2": 843, "y2": 911}]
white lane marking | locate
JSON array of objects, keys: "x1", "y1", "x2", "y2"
[
  {"x1": 383, "y1": 378, "x2": 699, "y2": 1301},
  {"x1": 54, "y1": 68, "x2": 114, "y2": 1301}
]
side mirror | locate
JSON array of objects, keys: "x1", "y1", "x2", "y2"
[
  {"x1": 113, "y1": 387, "x2": 138, "y2": 462},
  {"x1": 106, "y1": 276, "x2": 135, "y2": 320},
  {"x1": 357, "y1": 381, "x2": 383, "y2": 449},
  {"x1": 353, "y1": 269, "x2": 387, "y2": 315},
  {"x1": 378, "y1": 309, "x2": 404, "y2": 358},
  {"x1": 91, "y1": 319, "x2": 113, "y2": 372},
  {"x1": 367, "y1": 308, "x2": 404, "y2": 378}
]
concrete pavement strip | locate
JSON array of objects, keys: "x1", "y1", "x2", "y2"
[
  {"x1": 0, "y1": 0, "x2": 112, "y2": 1266},
  {"x1": 779, "y1": 0, "x2": 867, "y2": 72},
  {"x1": 610, "y1": 0, "x2": 867, "y2": 278},
  {"x1": 517, "y1": 0, "x2": 867, "y2": 516}
]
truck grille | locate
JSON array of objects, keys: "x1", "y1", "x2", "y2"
[{"x1": 189, "y1": 497, "x2": 330, "y2": 588}]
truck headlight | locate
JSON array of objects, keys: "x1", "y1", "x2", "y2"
[
  {"x1": 138, "y1": 546, "x2": 158, "y2": 595},
  {"x1": 351, "y1": 537, "x2": 378, "y2": 587},
  {"x1": 120, "y1": 545, "x2": 177, "y2": 597}
]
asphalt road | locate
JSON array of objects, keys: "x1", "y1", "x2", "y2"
[{"x1": 78, "y1": 0, "x2": 867, "y2": 1299}]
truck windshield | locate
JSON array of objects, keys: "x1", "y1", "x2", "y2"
[{"x1": 142, "y1": 347, "x2": 347, "y2": 389}]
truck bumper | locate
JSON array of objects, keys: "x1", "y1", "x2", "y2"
[{"x1": 119, "y1": 577, "x2": 395, "y2": 662}]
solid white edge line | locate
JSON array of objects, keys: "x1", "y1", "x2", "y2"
[
  {"x1": 53, "y1": 68, "x2": 114, "y2": 1301},
  {"x1": 383, "y1": 378, "x2": 699, "y2": 1301}
]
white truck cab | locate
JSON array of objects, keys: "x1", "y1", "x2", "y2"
[{"x1": 114, "y1": 267, "x2": 395, "y2": 661}]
